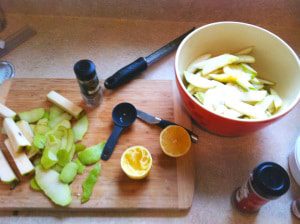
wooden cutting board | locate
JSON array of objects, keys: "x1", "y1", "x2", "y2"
[{"x1": 0, "y1": 78, "x2": 195, "y2": 211}]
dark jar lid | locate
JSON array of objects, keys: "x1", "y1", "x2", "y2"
[
  {"x1": 251, "y1": 162, "x2": 290, "y2": 199},
  {"x1": 74, "y1": 59, "x2": 96, "y2": 81}
]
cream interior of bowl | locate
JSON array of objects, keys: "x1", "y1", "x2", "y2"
[{"x1": 176, "y1": 22, "x2": 300, "y2": 120}]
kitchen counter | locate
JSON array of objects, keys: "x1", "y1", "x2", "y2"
[{"x1": 1, "y1": 11, "x2": 300, "y2": 224}]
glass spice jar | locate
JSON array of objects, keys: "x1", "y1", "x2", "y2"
[
  {"x1": 74, "y1": 59, "x2": 103, "y2": 107},
  {"x1": 232, "y1": 162, "x2": 290, "y2": 213}
]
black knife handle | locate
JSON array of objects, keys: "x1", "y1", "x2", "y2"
[
  {"x1": 104, "y1": 57, "x2": 148, "y2": 89},
  {"x1": 157, "y1": 119, "x2": 177, "y2": 129}
]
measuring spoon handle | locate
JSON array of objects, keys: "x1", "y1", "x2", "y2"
[{"x1": 101, "y1": 125, "x2": 124, "y2": 161}]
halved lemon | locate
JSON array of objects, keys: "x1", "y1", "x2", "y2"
[
  {"x1": 160, "y1": 125, "x2": 191, "y2": 157},
  {"x1": 121, "y1": 146, "x2": 152, "y2": 180}
]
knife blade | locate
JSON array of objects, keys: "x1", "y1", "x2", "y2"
[
  {"x1": 104, "y1": 27, "x2": 195, "y2": 89},
  {"x1": 137, "y1": 109, "x2": 198, "y2": 143}
]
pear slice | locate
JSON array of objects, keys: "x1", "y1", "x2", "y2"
[
  {"x1": 184, "y1": 71, "x2": 216, "y2": 89},
  {"x1": 47, "y1": 91, "x2": 83, "y2": 119},
  {"x1": 187, "y1": 54, "x2": 211, "y2": 73},
  {"x1": 235, "y1": 46, "x2": 254, "y2": 55},
  {"x1": 196, "y1": 54, "x2": 239, "y2": 75},
  {"x1": 236, "y1": 55, "x2": 255, "y2": 63},
  {"x1": 241, "y1": 90, "x2": 268, "y2": 103},
  {"x1": 255, "y1": 95, "x2": 275, "y2": 112},
  {"x1": 257, "y1": 78, "x2": 275, "y2": 86},
  {"x1": 3, "y1": 118, "x2": 31, "y2": 152},
  {"x1": 225, "y1": 100, "x2": 267, "y2": 119},
  {"x1": 0, "y1": 103, "x2": 16, "y2": 119},
  {"x1": 0, "y1": 149, "x2": 18, "y2": 184},
  {"x1": 4, "y1": 139, "x2": 34, "y2": 176},
  {"x1": 270, "y1": 88, "x2": 283, "y2": 110}
]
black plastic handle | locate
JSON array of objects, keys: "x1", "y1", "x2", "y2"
[
  {"x1": 101, "y1": 125, "x2": 124, "y2": 161},
  {"x1": 104, "y1": 57, "x2": 148, "y2": 89},
  {"x1": 156, "y1": 119, "x2": 176, "y2": 129}
]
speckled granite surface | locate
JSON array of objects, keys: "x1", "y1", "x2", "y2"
[{"x1": 0, "y1": 10, "x2": 300, "y2": 223}]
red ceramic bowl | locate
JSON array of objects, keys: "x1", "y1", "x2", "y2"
[{"x1": 175, "y1": 22, "x2": 300, "y2": 136}]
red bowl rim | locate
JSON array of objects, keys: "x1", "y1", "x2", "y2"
[{"x1": 175, "y1": 21, "x2": 300, "y2": 124}]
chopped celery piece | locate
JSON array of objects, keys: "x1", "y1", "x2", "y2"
[
  {"x1": 72, "y1": 115, "x2": 88, "y2": 142},
  {"x1": 34, "y1": 118, "x2": 49, "y2": 135},
  {"x1": 42, "y1": 110, "x2": 50, "y2": 119},
  {"x1": 35, "y1": 166, "x2": 72, "y2": 207},
  {"x1": 49, "y1": 113, "x2": 72, "y2": 128},
  {"x1": 41, "y1": 148, "x2": 58, "y2": 169},
  {"x1": 54, "y1": 120, "x2": 71, "y2": 130},
  {"x1": 52, "y1": 164, "x2": 64, "y2": 173},
  {"x1": 59, "y1": 161, "x2": 78, "y2": 184},
  {"x1": 78, "y1": 142, "x2": 105, "y2": 165},
  {"x1": 75, "y1": 159, "x2": 85, "y2": 174},
  {"x1": 57, "y1": 144, "x2": 75, "y2": 166},
  {"x1": 30, "y1": 178, "x2": 41, "y2": 191},
  {"x1": 40, "y1": 135, "x2": 61, "y2": 169},
  {"x1": 33, "y1": 134, "x2": 47, "y2": 149},
  {"x1": 26, "y1": 145, "x2": 40, "y2": 159},
  {"x1": 66, "y1": 129, "x2": 74, "y2": 152},
  {"x1": 49, "y1": 106, "x2": 64, "y2": 121},
  {"x1": 19, "y1": 108, "x2": 45, "y2": 123},
  {"x1": 81, "y1": 163, "x2": 101, "y2": 203},
  {"x1": 33, "y1": 157, "x2": 41, "y2": 166},
  {"x1": 75, "y1": 143, "x2": 86, "y2": 153}
]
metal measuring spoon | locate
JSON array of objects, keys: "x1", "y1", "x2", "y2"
[
  {"x1": 0, "y1": 61, "x2": 15, "y2": 85},
  {"x1": 101, "y1": 102, "x2": 137, "y2": 161}
]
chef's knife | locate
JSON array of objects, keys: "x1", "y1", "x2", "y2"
[
  {"x1": 137, "y1": 109, "x2": 198, "y2": 143},
  {"x1": 104, "y1": 27, "x2": 195, "y2": 89}
]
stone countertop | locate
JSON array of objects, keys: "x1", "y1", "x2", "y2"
[{"x1": 0, "y1": 13, "x2": 300, "y2": 224}]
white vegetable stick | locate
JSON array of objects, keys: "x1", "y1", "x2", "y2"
[
  {"x1": 16, "y1": 120, "x2": 34, "y2": 143},
  {"x1": 4, "y1": 139, "x2": 34, "y2": 176},
  {"x1": 235, "y1": 46, "x2": 254, "y2": 55},
  {"x1": 0, "y1": 149, "x2": 18, "y2": 183},
  {"x1": 3, "y1": 118, "x2": 31, "y2": 152},
  {"x1": 47, "y1": 91, "x2": 83, "y2": 118},
  {"x1": 0, "y1": 39, "x2": 5, "y2": 49},
  {"x1": 0, "y1": 103, "x2": 16, "y2": 118}
]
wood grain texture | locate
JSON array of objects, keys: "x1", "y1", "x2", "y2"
[{"x1": 0, "y1": 78, "x2": 194, "y2": 210}]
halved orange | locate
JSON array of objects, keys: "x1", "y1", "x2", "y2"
[{"x1": 159, "y1": 125, "x2": 191, "y2": 157}]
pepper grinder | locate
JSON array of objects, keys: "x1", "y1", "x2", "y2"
[{"x1": 74, "y1": 59, "x2": 103, "y2": 107}]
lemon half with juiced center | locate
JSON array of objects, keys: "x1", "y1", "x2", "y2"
[{"x1": 121, "y1": 146, "x2": 152, "y2": 180}]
